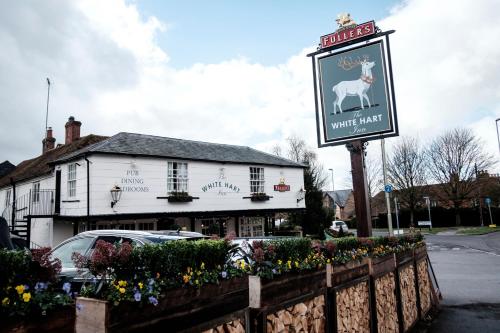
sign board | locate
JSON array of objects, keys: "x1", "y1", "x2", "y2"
[
  {"x1": 384, "y1": 184, "x2": 393, "y2": 193},
  {"x1": 274, "y1": 184, "x2": 290, "y2": 192},
  {"x1": 418, "y1": 221, "x2": 432, "y2": 227},
  {"x1": 309, "y1": 17, "x2": 398, "y2": 148},
  {"x1": 320, "y1": 21, "x2": 375, "y2": 49}
]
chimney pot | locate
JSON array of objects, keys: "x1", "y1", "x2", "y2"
[
  {"x1": 65, "y1": 116, "x2": 82, "y2": 144},
  {"x1": 42, "y1": 127, "x2": 56, "y2": 153}
]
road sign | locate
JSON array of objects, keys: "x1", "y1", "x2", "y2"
[
  {"x1": 418, "y1": 221, "x2": 432, "y2": 227},
  {"x1": 485, "y1": 197, "x2": 491, "y2": 205},
  {"x1": 384, "y1": 184, "x2": 393, "y2": 193}
]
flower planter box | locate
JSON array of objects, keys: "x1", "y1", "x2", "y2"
[
  {"x1": 2, "y1": 305, "x2": 75, "y2": 333},
  {"x1": 248, "y1": 270, "x2": 327, "y2": 333},
  {"x1": 250, "y1": 194, "x2": 271, "y2": 202},
  {"x1": 369, "y1": 255, "x2": 400, "y2": 333},
  {"x1": 396, "y1": 250, "x2": 419, "y2": 332},
  {"x1": 326, "y1": 258, "x2": 371, "y2": 333},
  {"x1": 167, "y1": 195, "x2": 194, "y2": 203},
  {"x1": 76, "y1": 277, "x2": 249, "y2": 333}
]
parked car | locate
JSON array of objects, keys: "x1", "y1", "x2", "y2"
[
  {"x1": 51, "y1": 229, "x2": 207, "y2": 285},
  {"x1": 330, "y1": 221, "x2": 349, "y2": 233}
]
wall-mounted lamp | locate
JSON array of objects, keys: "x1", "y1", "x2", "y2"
[
  {"x1": 110, "y1": 185, "x2": 122, "y2": 208},
  {"x1": 297, "y1": 187, "x2": 306, "y2": 203}
]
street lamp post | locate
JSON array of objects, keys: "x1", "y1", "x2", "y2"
[
  {"x1": 328, "y1": 168, "x2": 336, "y2": 220},
  {"x1": 496, "y1": 118, "x2": 500, "y2": 154}
]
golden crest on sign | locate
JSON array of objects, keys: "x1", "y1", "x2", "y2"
[{"x1": 336, "y1": 13, "x2": 356, "y2": 29}]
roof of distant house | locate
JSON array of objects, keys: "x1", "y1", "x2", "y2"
[
  {"x1": 0, "y1": 135, "x2": 108, "y2": 188},
  {"x1": 0, "y1": 161, "x2": 15, "y2": 179},
  {"x1": 324, "y1": 189, "x2": 352, "y2": 207},
  {"x1": 54, "y1": 132, "x2": 305, "y2": 168}
]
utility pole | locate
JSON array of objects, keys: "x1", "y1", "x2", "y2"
[
  {"x1": 45, "y1": 78, "x2": 51, "y2": 137},
  {"x1": 423, "y1": 196, "x2": 432, "y2": 230},
  {"x1": 394, "y1": 196, "x2": 400, "y2": 234},
  {"x1": 381, "y1": 138, "x2": 393, "y2": 236}
]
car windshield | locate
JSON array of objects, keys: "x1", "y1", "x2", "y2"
[
  {"x1": 336, "y1": 222, "x2": 344, "y2": 226},
  {"x1": 52, "y1": 237, "x2": 94, "y2": 268}
]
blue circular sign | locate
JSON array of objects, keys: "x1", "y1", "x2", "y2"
[
  {"x1": 485, "y1": 197, "x2": 491, "y2": 205},
  {"x1": 384, "y1": 184, "x2": 393, "y2": 193}
]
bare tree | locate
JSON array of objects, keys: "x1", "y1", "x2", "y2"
[
  {"x1": 365, "y1": 154, "x2": 383, "y2": 198},
  {"x1": 272, "y1": 135, "x2": 329, "y2": 237},
  {"x1": 427, "y1": 128, "x2": 495, "y2": 226},
  {"x1": 387, "y1": 136, "x2": 428, "y2": 226}
]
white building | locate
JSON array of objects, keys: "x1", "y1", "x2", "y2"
[{"x1": 0, "y1": 117, "x2": 306, "y2": 247}]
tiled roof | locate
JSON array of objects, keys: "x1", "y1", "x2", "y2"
[
  {"x1": 324, "y1": 189, "x2": 352, "y2": 207},
  {"x1": 0, "y1": 135, "x2": 108, "y2": 188},
  {"x1": 55, "y1": 132, "x2": 305, "y2": 168}
]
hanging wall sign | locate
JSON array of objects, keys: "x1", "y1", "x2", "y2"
[
  {"x1": 273, "y1": 176, "x2": 290, "y2": 192},
  {"x1": 308, "y1": 15, "x2": 398, "y2": 147}
]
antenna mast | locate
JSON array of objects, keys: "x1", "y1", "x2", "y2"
[{"x1": 45, "y1": 78, "x2": 51, "y2": 137}]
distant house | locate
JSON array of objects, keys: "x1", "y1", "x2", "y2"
[
  {"x1": 371, "y1": 172, "x2": 500, "y2": 216},
  {"x1": 0, "y1": 161, "x2": 15, "y2": 178},
  {"x1": 323, "y1": 189, "x2": 355, "y2": 220}
]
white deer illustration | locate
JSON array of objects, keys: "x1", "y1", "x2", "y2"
[{"x1": 332, "y1": 58, "x2": 375, "y2": 114}]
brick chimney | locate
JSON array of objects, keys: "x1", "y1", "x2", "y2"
[
  {"x1": 42, "y1": 127, "x2": 56, "y2": 153},
  {"x1": 65, "y1": 116, "x2": 81, "y2": 144}
]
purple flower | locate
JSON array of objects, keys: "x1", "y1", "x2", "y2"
[
  {"x1": 221, "y1": 271, "x2": 227, "y2": 279},
  {"x1": 134, "y1": 291, "x2": 141, "y2": 302},
  {"x1": 24, "y1": 284, "x2": 30, "y2": 291},
  {"x1": 35, "y1": 282, "x2": 47, "y2": 292},
  {"x1": 272, "y1": 269, "x2": 277, "y2": 275},
  {"x1": 148, "y1": 296, "x2": 158, "y2": 306},
  {"x1": 62, "y1": 282, "x2": 71, "y2": 294}
]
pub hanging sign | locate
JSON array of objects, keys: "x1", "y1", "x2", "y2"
[{"x1": 308, "y1": 13, "x2": 399, "y2": 148}]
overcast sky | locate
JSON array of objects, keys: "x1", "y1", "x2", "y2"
[{"x1": 0, "y1": 0, "x2": 499, "y2": 191}]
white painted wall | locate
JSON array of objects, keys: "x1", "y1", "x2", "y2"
[{"x1": 59, "y1": 155, "x2": 305, "y2": 216}]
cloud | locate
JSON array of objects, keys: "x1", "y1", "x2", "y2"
[{"x1": 0, "y1": 0, "x2": 498, "y2": 192}]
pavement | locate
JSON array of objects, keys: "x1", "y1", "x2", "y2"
[{"x1": 425, "y1": 232, "x2": 500, "y2": 332}]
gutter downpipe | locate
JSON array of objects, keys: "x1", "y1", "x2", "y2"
[{"x1": 85, "y1": 156, "x2": 90, "y2": 228}]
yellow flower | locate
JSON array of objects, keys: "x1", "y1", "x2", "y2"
[
  {"x1": 22, "y1": 293, "x2": 31, "y2": 303},
  {"x1": 239, "y1": 260, "x2": 246, "y2": 269},
  {"x1": 138, "y1": 282, "x2": 143, "y2": 290},
  {"x1": 194, "y1": 279, "x2": 199, "y2": 285},
  {"x1": 200, "y1": 262, "x2": 205, "y2": 270},
  {"x1": 119, "y1": 288, "x2": 126, "y2": 294},
  {"x1": 183, "y1": 275, "x2": 190, "y2": 283},
  {"x1": 294, "y1": 261, "x2": 299, "y2": 268},
  {"x1": 2, "y1": 297, "x2": 9, "y2": 306},
  {"x1": 15, "y1": 285, "x2": 24, "y2": 295},
  {"x1": 277, "y1": 259, "x2": 283, "y2": 265},
  {"x1": 187, "y1": 267, "x2": 192, "y2": 274},
  {"x1": 118, "y1": 280, "x2": 127, "y2": 287},
  {"x1": 287, "y1": 260, "x2": 292, "y2": 269}
]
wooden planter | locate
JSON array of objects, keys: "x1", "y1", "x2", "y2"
[
  {"x1": 76, "y1": 277, "x2": 249, "y2": 333},
  {"x1": 396, "y1": 250, "x2": 419, "y2": 332},
  {"x1": 327, "y1": 258, "x2": 371, "y2": 333},
  {"x1": 1, "y1": 305, "x2": 74, "y2": 333},
  {"x1": 250, "y1": 194, "x2": 271, "y2": 202},
  {"x1": 370, "y1": 254, "x2": 399, "y2": 333},
  {"x1": 249, "y1": 270, "x2": 327, "y2": 333},
  {"x1": 414, "y1": 245, "x2": 433, "y2": 317}
]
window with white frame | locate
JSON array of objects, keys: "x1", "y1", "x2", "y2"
[
  {"x1": 250, "y1": 167, "x2": 265, "y2": 193},
  {"x1": 68, "y1": 163, "x2": 77, "y2": 197},
  {"x1": 32, "y1": 182, "x2": 40, "y2": 203},
  {"x1": 4, "y1": 189, "x2": 11, "y2": 209},
  {"x1": 239, "y1": 217, "x2": 264, "y2": 237},
  {"x1": 167, "y1": 162, "x2": 188, "y2": 193}
]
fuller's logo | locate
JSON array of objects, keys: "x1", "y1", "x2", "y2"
[
  {"x1": 320, "y1": 14, "x2": 376, "y2": 49},
  {"x1": 273, "y1": 176, "x2": 290, "y2": 192}
]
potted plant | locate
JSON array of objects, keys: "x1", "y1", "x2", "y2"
[
  {"x1": 167, "y1": 191, "x2": 194, "y2": 203},
  {"x1": 250, "y1": 192, "x2": 270, "y2": 202}
]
